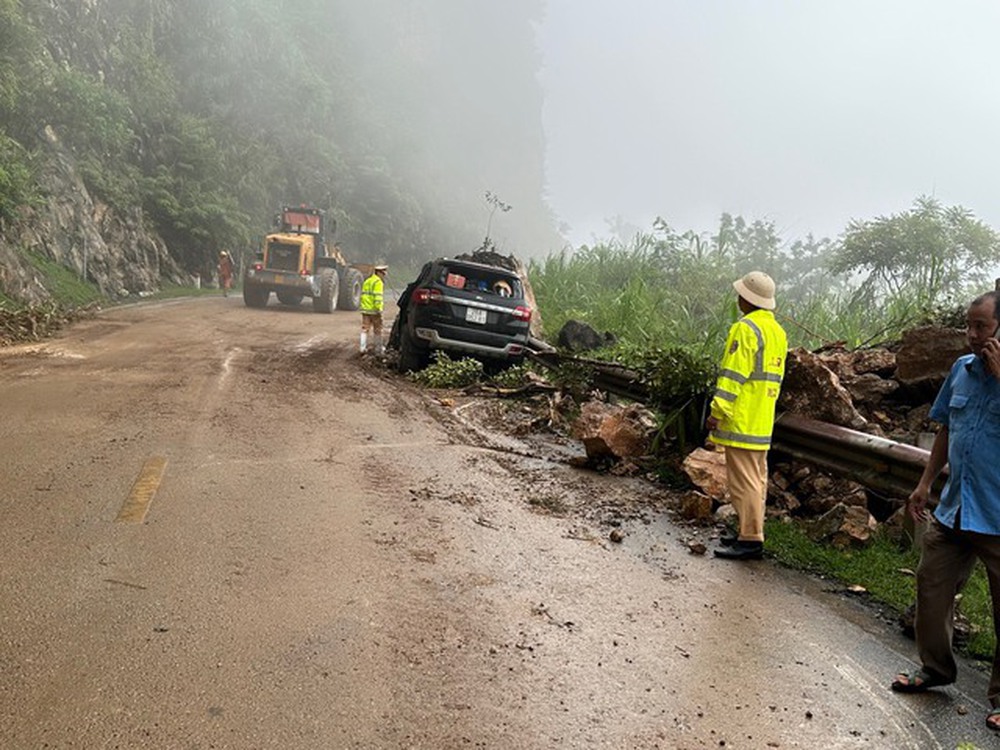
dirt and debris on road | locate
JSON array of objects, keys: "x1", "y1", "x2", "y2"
[{"x1": 3, "y1": 300, "x2": 997, "y2": 749}]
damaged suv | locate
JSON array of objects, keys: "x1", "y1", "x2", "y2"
[{"x1": 389, "y1": 258, "x2": 533, "y2": 373}]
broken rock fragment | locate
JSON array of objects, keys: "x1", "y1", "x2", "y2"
[
  {"x1": 806, "y1": 503, "x2": 877, "y2": 549},
  {"x1": 676, "y1": 491, "x2": 714, "y2": 523},
  {"x1": 573, "y1": 401, "x2": 657, "y2": 461},
  {"x1": 681, "y1": 447, "x2": 728, "y2": 501}
]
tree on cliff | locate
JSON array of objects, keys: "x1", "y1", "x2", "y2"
[{"x1": 0, "y1": 0, "x2": 557, "y2": 288}]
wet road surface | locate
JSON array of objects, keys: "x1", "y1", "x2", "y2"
[{"x1": 0, "y1": 296, "x2": 995, "y2": 748}]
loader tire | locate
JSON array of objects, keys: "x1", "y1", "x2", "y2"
[
  {"x1": 243, "y1": 284, "x2": 269, "y2": 308},
  {"x1": 313, "y1": 268, "x2": 338, "y2": 313},
  {"x1": 337, "y1": 267, "x2": 364, "y2": 311}
]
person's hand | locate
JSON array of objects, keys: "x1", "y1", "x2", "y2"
[
  {"x1": 705, "y1": 415, "x2": 719, "y2": 431},
  {"x1": 982, "y1": 336, "x2": 1000, "y2": 379},
  {"x1": 907, "y1": 485, "x2": 931, "y2": 523}
]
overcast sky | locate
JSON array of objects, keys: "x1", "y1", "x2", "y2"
[{"x1": 537, "y1": 0, "x2": 1000, "y2": 247}]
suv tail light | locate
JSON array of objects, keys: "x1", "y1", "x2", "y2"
[
  {"x1": 513, "y1": 306, "x2": 532, "y2": 322},
  {"x1": 413, "y1": 287, "x2": 443, "y2": 305},
  {"x1": 252, "y1": 262, "x2": 263, "y2": 272}
]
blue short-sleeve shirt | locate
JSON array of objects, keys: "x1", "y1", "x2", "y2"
[{"x1": 929, "y1": 353, "x2": 1000, "y2": 534}]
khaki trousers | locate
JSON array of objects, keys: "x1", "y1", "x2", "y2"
[
  {"x1": 724, "y1": 446, "x2": 768, "y2": 542},
  {"x1": 361, "y1": 312, "x2": 383, "y2": 334},
  {"x1": 916, "y1": 519, "x2": 1000, "y2": 705}
]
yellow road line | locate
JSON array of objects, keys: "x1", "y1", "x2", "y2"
[{"x1": 116, "y1": 456, "x2": 168, "y2": 524}]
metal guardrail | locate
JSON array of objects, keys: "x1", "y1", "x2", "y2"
[
  {"x1": 771, "y1": 413, "x2": 941, "y2": 498},
  {"x1": 527, "y1": 347, "x2": 941, "y2": 499}
]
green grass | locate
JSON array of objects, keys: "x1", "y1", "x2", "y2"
[
  {"x1": 766, "y1": 521, "x2": 920, "y2": 610},
  {"x1": 765, "y1": 520, "x2": 994, "y2": 659},
  {"x1": 24, "y1": 251, "x2": 104, "y2": 307},
  {"x1": 143, "y1": 282, "x2": 226, "y2": 302}
]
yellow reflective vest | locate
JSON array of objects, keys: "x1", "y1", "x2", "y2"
[
  {"x1": 709, "y1": 309, "x2": 788, "y2": 451},
  {"x1": 360, "y1": 273, "x2": 384, "y2": 314}
]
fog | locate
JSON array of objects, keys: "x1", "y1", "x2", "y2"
[{"x1": 538, "y1": 0, "x2": 1000, "y2": 246}]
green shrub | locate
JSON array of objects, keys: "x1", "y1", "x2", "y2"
[
  {"x1": 23, "y1": 250, "x2": 103, "y2": 307},
  {"x1": 410, "y1": 352, "x2": 484, "y2": 388},
  {"x1": 490, "y1": 363, "x2": 532, "y2": 388},
  {"x1": 0, "y1": 133, "x2": 38, "y2": 222}
]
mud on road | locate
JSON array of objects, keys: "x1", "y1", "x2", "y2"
[
  {"x1": 243, "y1": 338, "x2": 994, "y2": 749},
  {"x1": 254, "y1": 341, "x2": 678, "y2": 535},
  {"x1": 2, "y1": 300, "x2": 993, "y2": 750}
]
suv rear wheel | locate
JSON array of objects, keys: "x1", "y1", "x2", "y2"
[{"x1": 397, "y1": 328, "x2": 426, "y2": 373}]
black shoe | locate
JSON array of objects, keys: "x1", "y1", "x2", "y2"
[
  {"x1": 718, "y1": 529, "x2": 739, "y2": 547},
  {"x1": 714, "y1": 541, "x2": 764, "y2": 560}
]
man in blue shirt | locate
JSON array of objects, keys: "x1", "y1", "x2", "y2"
[{"x1": 891, "y1": 290, "x2": 1000, "y2": 732}]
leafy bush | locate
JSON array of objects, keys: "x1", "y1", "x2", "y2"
[
  {"x1": 23, "y1": 250, "x2": 102, "y2": 307},
  {"x1": 614, "y1": 342, "x2": 717, "y2": 452},
  {"x1": 490, "y1": 363, "x2": 532, "y2": 388},
  {"x1": 0, "y1": 134, "x2": 37, "y2": 223},
  {"x1": 410, "y1": 352, "x2": 484, "y2": 388}
]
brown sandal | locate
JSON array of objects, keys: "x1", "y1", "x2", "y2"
[
  {"x1": 890, "y1": 668, "x2": 949, "y2": 693},
  {"x1": 986, "y1": 707, "x2": 1000, "y2": 732}
]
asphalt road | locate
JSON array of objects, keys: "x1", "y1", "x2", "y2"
[{"x1": 0, "y1": 295, "x2": 996, "y2": 749}]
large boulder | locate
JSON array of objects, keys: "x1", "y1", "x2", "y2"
[
  {"x1": 572, "y1": 401, "x2": 657, "y2": 461},
  {"x1": 778, "y1": 348, "x2": 868, "y2": 429},
  {"x1": 895, "y1": 325, "x2": 969, "y2": 384},
  {"x1": 818, "y1": 347, "x2": 897, "y2": 379},
  {"x1": 817, "y1": 347, "x2": 899, "y2": 406},
  {"x1": 843, "y1": 373, "x2": 899, "y2": 405},
  {"x1": 557, "y1": 319, "x2": 617, "y2": 353}
]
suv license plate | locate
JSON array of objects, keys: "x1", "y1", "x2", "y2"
[
  {"x1": 465, "y1": 307, "x2": 487, "y2": 324},
  {"x1": 272, "y1": 274, "x2": 283, "y2": 284}
]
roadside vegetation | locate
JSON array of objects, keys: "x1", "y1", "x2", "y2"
[
  {"x1": 525, "y1": 201, "x2": 1000, "y2": 663},
  {"x1": 414, "y1": 198, "x2": 1000, "y2": 664},
  {"x1": 0, "y1": 275, "x2": 228, "y2": 346}
]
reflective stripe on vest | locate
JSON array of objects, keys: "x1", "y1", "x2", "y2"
[
  {"x1": 708, "y1": 309, "x2": 788, "y2": 451},
  {"x1": 360, "y1": 274, "x2": 383, "y2": 313}
]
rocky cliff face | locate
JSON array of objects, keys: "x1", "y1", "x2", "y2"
[{"x1": 0, "y1": 127, "x2": 188, "y2": 305}]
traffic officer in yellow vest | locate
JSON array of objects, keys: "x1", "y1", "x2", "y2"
[
  {"x1": 706, "y1": 271, "x2": 788, "y2": 560},
  {"x1": 360, "y1": 264, "x2": 388, "y2": 355}
]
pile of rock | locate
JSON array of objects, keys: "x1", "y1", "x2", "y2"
[
  {"x1": 675, "y1": 324, "x2": 970, "y2": 547},
  {"x1": 780, "y1": 324, "x2": 969, "y2": 443},
  {"x1": 567, "y1": 321, "x2": 972, "y2": 548}
]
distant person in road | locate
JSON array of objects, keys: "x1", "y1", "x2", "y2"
[
  {"x1": 217, "y1": 251, "x2": 234, "y2": 297},
  {"x1": 360, "y1": 264, "x2": 388, "y2": 355},
  {"x1": 705, "y1": 271, "x2": 788, "y2": 561},
  {"x1": 891, "y1": 290, "x2": 1000, "y2": 732}
]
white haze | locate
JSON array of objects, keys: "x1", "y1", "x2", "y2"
[{"x1": 538, "y1": 0, "x2": 1000, "y2": 246}]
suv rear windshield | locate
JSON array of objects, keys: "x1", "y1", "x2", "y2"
[{"x1": 435, "y1": 263, "x2": 523, "y2": 300}]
